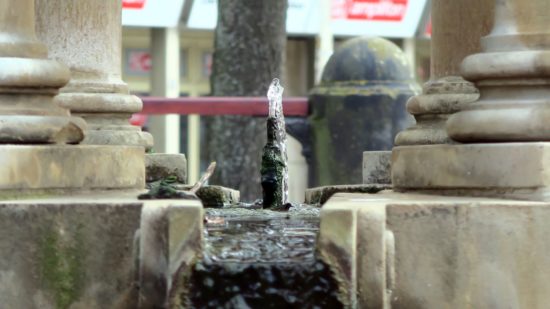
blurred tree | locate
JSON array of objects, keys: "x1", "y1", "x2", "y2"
[{"x1": 206, "y1": 0, "x2": 287, "y2": 201}]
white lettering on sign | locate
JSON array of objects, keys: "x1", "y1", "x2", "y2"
[{"x1": 333, "y1": 0, "x2": 408, "y2": 22}]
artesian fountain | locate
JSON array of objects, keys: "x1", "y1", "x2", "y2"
[
  {"x1": 177, "y1": 79, "x2": 343, "y2": 308},
  {"x1": 3, "y1": 1, "x2": 550, "y2": 308}
]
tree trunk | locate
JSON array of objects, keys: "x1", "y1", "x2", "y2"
[{"x1": 206, "y1": 0, "x2": 287, "y2": 202}]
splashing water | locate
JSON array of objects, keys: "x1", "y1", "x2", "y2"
[{"x1": 267, "y1": 78, "x2": 289, "y2": 204}]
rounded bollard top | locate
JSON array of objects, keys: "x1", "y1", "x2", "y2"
[{"x1": 313, "y1": 37, "x2": 418, "y2": 96}]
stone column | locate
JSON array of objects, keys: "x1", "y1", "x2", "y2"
[
  {"x1": 395, "y1": 0, "x2": 493, "y2": 145},
  {"x1": 0, "y1": 0, "x2": 84, "y2": 144},
  {"x1": 35, "y1": 0, "x2": 153, "y2": 148},
  {"x1": 447, "y1": 0, "x2": 550, "y2": 142}
]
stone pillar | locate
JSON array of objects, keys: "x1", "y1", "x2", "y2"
[
  {"x1": 395, "y1": 0, "x2": 493, "y2": 145},
  {"x1": 447, "y1": 0, "x2": 550, "y2": 142},
  {"x1": 392, "y1": 0, "x2": 550, "y2": 200},
  {"x1": 35, "y1": 0, "x2": 153, "y2": 148},
  {"x1": 0, "y1": 0, "x2": 84, "y2": 144}
]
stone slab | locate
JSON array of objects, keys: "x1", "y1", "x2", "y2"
[
  {"x1": 392, "y1": 143, "x2": 550, "y2": 200},
  {"x1": 305, "y1": 184, "x2": 390, "y2": 205},
  {"x1": 145, "y1": 153, "x2": 187, "y2": 183},
  {"x1": 0, "y1": 201, "x2": 142, "y2": 309},
  {"x1": 0, "y1": 197, "x2": 203, "y2": 309},
  {"x1": 0, "y1": 145, "x2": 145, "y2": 192},
  {"x1": 319, "y1": 191, "x2": 550, "y2": 308},
  {"x1": 362, "y1": 151, "x2": 392, "y2": 184},
  {"x1": 176, "y1": 185, "x2": 240, "y2": 207},
  {"x1": 139, "y1": 200, "x2": 203, "y2": 308}
]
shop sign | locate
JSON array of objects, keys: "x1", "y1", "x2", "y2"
[
  {"x1": 122, "y1": 0, "x2": 185, "y2": 27},
  {"x1": 332, "y1": 0, "x2": 408, "y2": 21},
  {"x1": 125, "y1": 49, "x2": 151, "y2": 75},
  {"x1": 122, "y1": 0, "x2": 146, "y2": 9},
  {"x1": 187, "y1": 0, "x2": 426, "y2": 38}
]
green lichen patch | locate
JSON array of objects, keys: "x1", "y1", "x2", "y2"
[
  {"x1": 139, "y1": 176, "x2": 195, "y2": 200},
  {"x1": 305, "y1": 185, "x2": 389, "y2": 205},
  {"x1": 38, "y1": 224, "x2": 86, "y2": 309},
  {"x1": 261, "y1": 144, "x2": 286, "y2": 210}
]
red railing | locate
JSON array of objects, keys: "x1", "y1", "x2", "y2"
[{"x1": 140, "y1": 96, "x2": 309, "y2": 116}]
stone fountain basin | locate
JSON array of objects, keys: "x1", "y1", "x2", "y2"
[{"x1": 185, "y1": 206, "x2": 343, "y2": 308}]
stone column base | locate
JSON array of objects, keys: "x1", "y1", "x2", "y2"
[
  {"x1": 318, "y1": 191, "x2": 550, "y2": 308},
  {"x1": 0, "y1": 145, "x2": 145, "y2": 192},
  {"x1": 391, "y1": 143, "x2": 550, "y2": 200}
]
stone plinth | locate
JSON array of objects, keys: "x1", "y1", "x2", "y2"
[
  {"x1": 146, "y1": 153, "x2": 187, "y2": 183},
  {"x1": 0, "y1": 145, "x2": 145, "y2": 191},
  {"x1": 0, "y1": 197, "x2": 203, "y2": 308},
  {"x1": 392, "y1": 143, "x2": 550, "y2": 201},
  {"x1": 35, "y1": 0, "x2": 153, "y2": 149},
  {"x1": 395, "y1": 0, "x2": 493, "y2": 145},
  {"x1": 139, "y1": 200, "x2": 203, "y2": 308},
  {"x1": 304, "y1": 184, "x2": 388, "y2": 205},
  {"x1": 0, "y1": 0, "x2": 85, "y2": 144},
  {"x1": 319, "y1": 192, "x2": 550, "y2": 308},
  {"x1": 447, "y1": 0, "x2": 550, "y2": 142}
]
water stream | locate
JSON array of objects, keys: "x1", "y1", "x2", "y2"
[{"x1": 187, "y1": 206, "x2": 343, "y2": 308}]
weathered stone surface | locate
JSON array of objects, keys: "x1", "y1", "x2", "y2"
[
  {"x1": 0, "y1": 197, "x2": 203, "y2": 309},
  {"x1": 309, "y1": 37, "x2": 417, "y2": 186},
  {"x1": 395, "y1": 0, "x2": 493, "y2": 146},
  {"x1": 394, "y1": 77, "x2": 479, "y2": 145},
  {"x1": 305, "y1": 184, "x2": 388, "y2": 205},
  {"x1": 0, "y1": 145, "x2": 145, "y2": 191},
  {"x1": 447, "y1": 0, "x2": 550, "y2": 142},
  {"x1": 145, "y1": 153, "x2": 187, "y2": 183},
  {"x1": 362, "y1": 151, "x2": 392, "y2": 185},
  {"x1": 139, "y1": 200, "x2": 203, "y2": 308},
  {"x1": 392, "y1": 143, "x2": 550, "y2": 200},
  {"x1": 319, "y1": 192, "x2": 550, "y2": 308},
  {"x1": 35, "y1": 0, "x2": 153, "y2": 149},
  {"x1": 177, "y1": 185, "x2": 240, "y2": 208},
  {"x1": 0, "y1": 201, "x2": 142, "y2": 309},
  {"x1": 0, "y1": 0, "x2": 85, "y2": 144}
]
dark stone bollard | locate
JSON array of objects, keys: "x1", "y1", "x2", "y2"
[{"x1": 309, "y1": 37, "x2": 418, "y2": 186}]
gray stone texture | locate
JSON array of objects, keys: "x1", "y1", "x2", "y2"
[
  {"x1": 392, "y1": 143, "x2": 550, "y2": 201},
  {"x1": 0, "y1": 202, "x2": 142, "y2": 308},
  {"x1": 362, "y1": 151, "x2": 392, "y2": 184},
  {"x1": 146, "y1": 153, "x2": 187, "y2": 183},
  {"x1": 305, "y1": 184, "x2": 388, "y2": 205},
  {"x1": 0, "y1": 199, "x2": 203, "y2": 308},
  {"x1": 139, "y1": 200, "x2": 203, "y2": 308},
  {"x1": 309, "y1": 37, "x2": 417, "y2": 186},
  {"x1": 35, "y1": 0, "x2": 153, "y2": 149},
  {"x1": 319, "y1": 192, "x2": 550, "y2": 308},
  {"x1": 176, "y1": 185, "x2": 240, "y2": 208},
  {"x1": 394, "y1": 0, "x2": 493, "y2": 146},
  {"x1": 447, "y1": 0, "x2": 550, "y2": 142},
  {"x1": 0, "y1": 0, "x2": 85, "y2": 144},
  {"x1": 0, "y1": 145, "x2": 145, "y2": 191}
]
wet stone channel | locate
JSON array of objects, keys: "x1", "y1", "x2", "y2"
[{"x1": 187, "y1": 206, "x2": 343, "y2": 308}]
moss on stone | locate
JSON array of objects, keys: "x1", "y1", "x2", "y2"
[
  {"x1": 196, "y1": 187, "x2": 227, "y2": 207},
  {"x1": 260, "y1": 144, "x2": 286, "y2": 210},
  {"x1": 39, "y1": 224, "x2": 86, "y2": 309}
]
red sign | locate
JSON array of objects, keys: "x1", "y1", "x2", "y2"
[
  {"x1": 332, "y1": 0, "x2": 408, "y2": 22},
  {"x1": 123, "y1": 0, "x2": 146, "y2": 9},
  {"x1": 128, "y1": 50, "x2": 151, "y2": 74}
]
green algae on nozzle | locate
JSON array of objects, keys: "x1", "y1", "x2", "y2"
[{"x1": 261, "y1": 78, "x2": 289, "y2": 210}]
